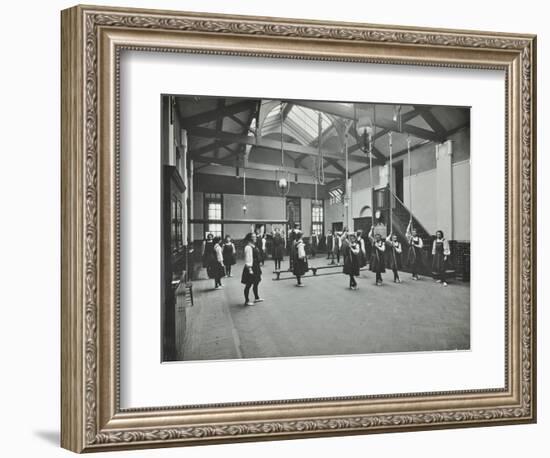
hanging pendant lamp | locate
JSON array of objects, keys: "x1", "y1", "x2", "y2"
[{"x1": 275, "y1": 102, "x2": 291, "y2": 196}]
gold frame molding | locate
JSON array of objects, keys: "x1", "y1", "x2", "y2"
[{"x1": 61, "y1": 4, "x2": 537, "y2": 453}]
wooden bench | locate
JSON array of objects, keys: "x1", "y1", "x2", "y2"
[{"x1": 273, "y1": 263, "x2": 343, "y2": 280}]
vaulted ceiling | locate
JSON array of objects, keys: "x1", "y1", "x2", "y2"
[{"x1": 174, "y1": 95, "x2": 470, "y2": 183}]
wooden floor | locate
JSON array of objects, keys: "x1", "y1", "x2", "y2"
[{"x1": 178, "y1": 256, "x2": 470, "y2": 361}]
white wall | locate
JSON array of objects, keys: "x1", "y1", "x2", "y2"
[
  {"x1": 0, "y1": 1, "x2": 546, "y2": 458},
  {"x1": 452, "y1": 161, "x2": 471, "y2": 241}
]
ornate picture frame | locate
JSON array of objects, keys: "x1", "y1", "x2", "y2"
[{"x1": 61, "y1": 4, "x2": 536, "y2": 453}]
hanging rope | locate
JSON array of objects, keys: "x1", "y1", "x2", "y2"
[
  {"x1": 388, "y1": 131, "x2": 393, "y2": 234},
  {"x1": 370, "y1": 105, "x2": 376, "y2": 226},
  {"x1": 316, "y1": 112, "x2": 325, "y2": 185},
  {"x1": 280, "y1": 102, "x2": 285, "y2": 169},
  {"x1": 242, "y1": 165, "x2": 247, "y2": 214},
  {"x1": 407, "y1": 135, "x2": 412, "y2": 226}
]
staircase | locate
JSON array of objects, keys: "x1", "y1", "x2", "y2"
[
  {"x1": 372, "y1": 187, "x2": 433, "y2": 277},
  {"x1": 390, "y1": 192, "x2": 431, "y2": 248}
]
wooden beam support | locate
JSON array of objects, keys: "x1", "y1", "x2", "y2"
[
  {"x1": 413, "y1": 106, "x2": 448, "y2": 139},
  {"x1": 187, "y1": 126, "x2": 369, "y2": 164},
  {"x1": 214, "y1": 99, "x2": 225, "y2": 158},
  {"x1": 180, "y1": 100, "x2": 253, "y2": 127},
  {"x1": 373, "y1": 117, "x2": 445, "y2": 142},
  {"x1": 193, "y1": 156, "x2": 342, "y2": 179}
]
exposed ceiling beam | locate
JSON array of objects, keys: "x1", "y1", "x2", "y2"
[
  {"x1": 292, "y1": 101, "x2": 437, "y2": 147},
  {"x1": 324, "y1": 157, "x2": 347, "y2": 174},
  {"x1": 370, "y1": 117, "x2": 445, "y2": 142},
  {"x1": 292, "y1": 100, "x2": 355, "y2": 120},
  {"x1": 192, "y1": 140, "x2": 235, "y2": 157},
  {"x1": 179, "y1": 100, "x2": 253, "y2": 128},
  {"x1": 187, "y1": 126, "x2": 369, "y2": 164},
  {"x1": 227, "y1": 114, "x2": 256, "y2": 135},
  {"x1": 214, "y1": 99, "x2": 225, "y2": 158},
  {"x1": 413, "y1": 106, "x2": 448, "y2": 139},
  {"x1": 193, "y1": 157, "x2": 342, "y2": 179}
]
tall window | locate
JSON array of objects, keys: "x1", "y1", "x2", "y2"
[
  {"x1": 205, "y1": 193, "x2": 223, "y2": 238},
  {"x1": 311, "y1": 200, "x2": 324, "y2": 235}
]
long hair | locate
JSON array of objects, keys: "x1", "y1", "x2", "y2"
[
  {"x1": 436, "y1": 230, "x2": 444, "y2": 240},
  {"x1": 244, "y1": 232, "x2": 254, "y2": 243}
]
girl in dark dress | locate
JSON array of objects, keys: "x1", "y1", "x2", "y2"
[
  {"x1": 241, "y1": 232, "x2": 263, "y2": 305},
  {"x1": 310, "y1": 233, "x2": 319, "y2": 257},
  {"x1": 343, "y1": 233, "x2": 361, "y2": 290},
  {"x1": 201, "y1": 233, "x2": 215, "y2": 270},
  {"x1": 406, "y1": 221, "x2": 424, "y2": 280},
  {"x1": 292, "y1": 232, "x2": 308, "y2": 287},
  {"x1": 386, "y1": 233, "x2": 403, "y2": 283},
  {"x1": 257, "y1": 233, "x2": 267, "y2": 266},
  {"x1": 368, "y1": 227, "x2": 386, "y2": 286},
  {"x1": 431, "y1": 230, "x2": 450, "y2": 286},
  {"x1": 271, "y1": 229, "x2": 285, "y2": 271},
  {"x1": 210, "y1": 236, "x2": 226, "y2": 289},
  {"x1": 356, "y1": 230, "x2": 367, "y2": 269},
  {"x1": 222, "y1": 234, "x2": 236, "y2": 277},
  {"x1": 326, "y1": 230, "x2": 335, "y2": 263}
]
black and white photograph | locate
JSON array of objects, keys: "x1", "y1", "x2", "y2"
[{"x1": 161, "y1": 95, "x2": 471, "y2": 362}]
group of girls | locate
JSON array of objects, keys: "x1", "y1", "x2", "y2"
[
  {"x1": 202, "y1": 233, "x2": 237, "y2": 289},
  {"x1": 365, "y1": 222, "x2": 451, "y2": 287},
  {"x1": 201, "y1": 223, "x2": 451, "y2": 303},
  {"x1": 201, "y1": 232, "x2": 264, "y2": 305}
]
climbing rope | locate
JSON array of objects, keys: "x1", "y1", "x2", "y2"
[{"x1": 388, "y1": 131, "x2": 393, "y2": 234}]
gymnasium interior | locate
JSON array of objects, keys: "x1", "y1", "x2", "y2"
[{"x1": 161, "y1": 95, "x2": 471, "y2": 362}]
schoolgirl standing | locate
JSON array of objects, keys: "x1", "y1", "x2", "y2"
[
  {"x1": 241, "y1": 232, "x2": 263, "y2": 305},
  {"x1": 356, "y1": 230, "x2": 367, "y2": 269},
  {"x1": 406, "y1": 221, "x2": 423, "y2": 280},
  {"x1": 386, "y1": 232, "x2": 403, "y2": 283},
  {"x1": 368, "y1": 227, "x2": 386, "y2": 286},
  {"x1": 326, "y1": 230, "x2": 335, "y2": 264},
  {"x1": 271, "y1": 228, "x2": 285, "y2": 271},
  {"x1": 333, "y1": 232, "x2": 342, "y2": 264},
  {"x1": 310, "y1": 232, "x2": 319, "y2": 258},
  {"x1": 211, "y1": 236, "x2": 226, "y2": 289},
  {"x1": 256, "y1": 233, "x2": 267, "y2": 266},
  {"x1": 288, "y1": 223, "x2": 302, "y2": 271},
  {"x1": 201, "y1": 233, "x2": 215, "y2": 273},
  {"x1": 432, "y1": 230, "x2": 451, "y2": 286},
  {"x1": 222, "y1": 234, "x2": 236, "y2": 277},
  {"x1": 292, "y1": 232, "x2": 308, "y2": 287},
  {"x1": 343, "y1": 233, "x2": 361, "y2": 290}
]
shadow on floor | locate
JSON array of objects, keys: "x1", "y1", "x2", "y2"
[{"x1": 34, "y1": 430, "x2": 60, "y2": 446}]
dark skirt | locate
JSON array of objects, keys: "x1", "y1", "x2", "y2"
[
  {"x1": 407, "y1": 245, "x2": 423, "y2": 269},
  {"x1": 241, "y1": 264, "x2": 262, "y2": 285},
  {"x1": 293, "y1": 257, "x2": 309, "y2": 276},
  {"x1": 369, "y1": 250, "x2": 386, "y2": 273},
  {"x1": 272, "y1": 244, "x2": 285, "y2": 261},
  {"x1": 387, "y1": 249, "x2": 402, "y2": 270},
  {"x1": 343, "y1": 253, "x2": 360, "y2": 276},
  {"x1": 202, "y1": 253, "x2": 215, "y2": 268},
  {"x1": 431, "y1": 253, "x2": 446, "y2": 275},
  {"x1": 207, "y1": 261, "x2": 225, "y2": 279},
  {"x1": 222, "y1": 247, "x2": 236, "y2": 266}
]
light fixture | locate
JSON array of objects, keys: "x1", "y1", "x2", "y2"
[
  {"x1": 356, "y1": 115, "x2": 373, "y2": 154},
  {"x1": 275, "y1": 101, "x2": 291, "y2": 196}
]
